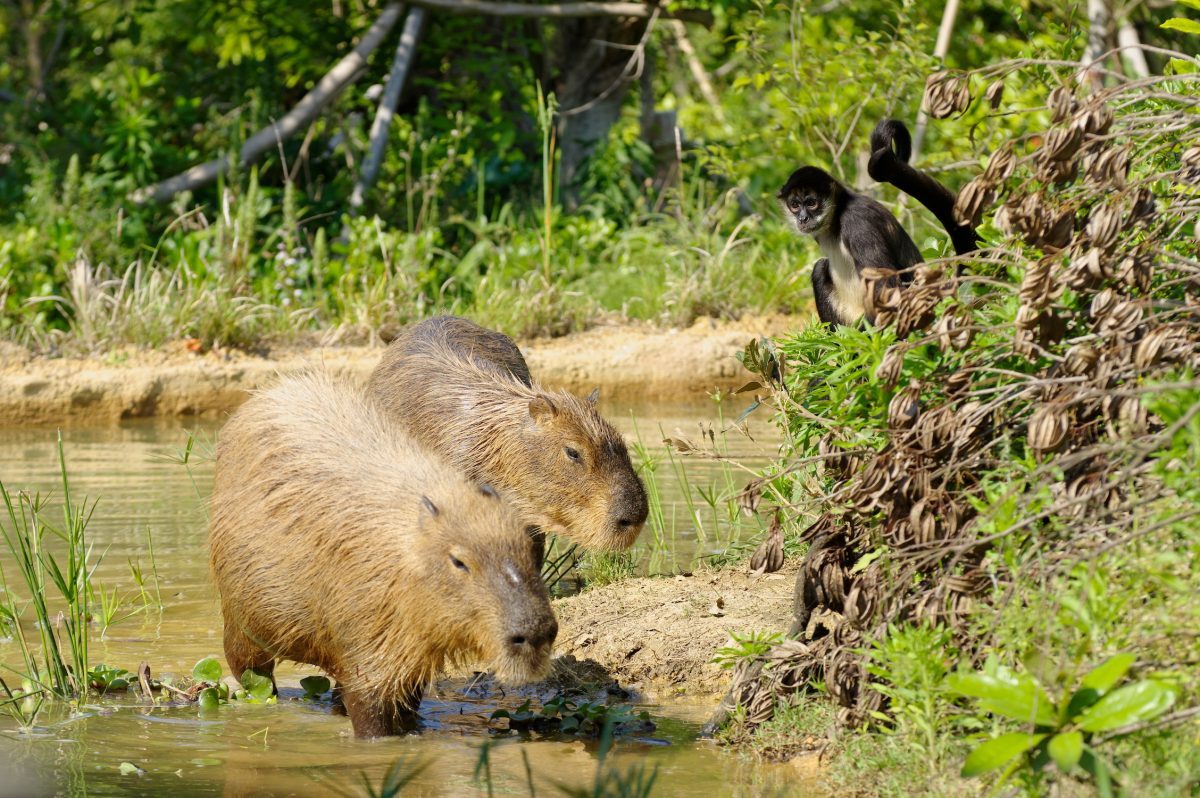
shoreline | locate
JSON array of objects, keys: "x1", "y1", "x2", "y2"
[{"x1": 0, "y1": 315, "x2": 803, "y2": 425}]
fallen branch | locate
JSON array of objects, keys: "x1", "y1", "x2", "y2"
[
  {"x1": 129, "y1": 2, "x2": 407, "y2": 205},
  {"x1": 405, "y1": 0, "x2": 711, "y2": 25},
  {"x1": 349, "y1": 7, "x2": 426, "y2": 212},
  {"x1": 668, "y1": 18, "x2": 726, "y2": 125}
]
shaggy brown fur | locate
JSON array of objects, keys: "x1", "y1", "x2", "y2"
[
  {"x1": 367, "y1": 316, "x2": 649, "y2": 552},
  {"x1": 209, "y1": 371, "x2": 556, "y2": 738}
]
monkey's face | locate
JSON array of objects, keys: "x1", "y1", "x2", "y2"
[{"x1": 778, "y1": 166, "x2": 838, "y2": 237}]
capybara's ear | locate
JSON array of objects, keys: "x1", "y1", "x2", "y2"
[
  {"x1": 586, "y1": 387, "x2": 600, "y2": 405},
  {"x1": 479, "y1": 483, "x2": 499, "y2": 499},
  {"x1": 527, "y1": 397, "x2": 558, "y2": 424},
  {"x1": 420, "y1": 495, "x2": 440, "y2": 517}
]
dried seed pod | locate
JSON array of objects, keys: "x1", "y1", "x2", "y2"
[
  {"x1": 944, "y1": 369, "x2": 971, "y2": 396},
  {"x1": 1100, "y1": 300, "x2": 1143, "y2": 339},
  {"x1": 924, "y1": 71, "x2": 971, "y2": 119},
  {"x1": 1073, "y1": 103, "x2": 1114, "y2": 136},
  {"x1": 818, "y1": 434, "x2": 851, "y2": 478},
  {"x1": 1178, "y1": 147, "x2": 1200, "y2": 184},
  {"x1": 875, "y1": 345, "x2": 904, "y2": 387},
  {"x1": 915, "y1": 404, "x2": 952, "y2": 451},
  {"x1": 888, "y1": 384, "x2": 921, "y2": 429},
  {"x1": 909, "y1": 499, "x2": 937, "y2": 544},
  {"x1": 1065, "y1": 248, "x2": 1105, "y2": 289},
  {"x1": 914, "y1": 265, "x2": 944, "y2": 286},
  {"x1": 1129, "y1": 188, "x2": 1157, "y2": 223},
  {"x1": 1041, "y1": 126, "x2": 1083, "y2": 162},
  {"x1": 1134, "y1": 326, "x2": 1181, "y2": 371},
  {"x1": 1028, "y1": 404, "x2": 1071, "y2": 455},
  {"x1": 935, "y1": 309, "x2": 974, "y2": 351},
  {"x1": 1036, "y1": 310, "x2": 1067, "y2": 347},
  {"x1": 1019, "y1": 258, "x2": 1058, "y2": 308},
  {"x1": 844, "y1": 581, "x2": 876, "y2": 631},
  {"x1": 983, "y1": 145, "x2": 1018, "y2": 183},
  {"x1": 985, "y1": 79, "x2": 1005, "y2": 110},
  {"x1": 994, "y1": 203, "x2": 1015, "y2": 236},
  {"x1": 954, "y1": 176, "x2": 996, "y2": 228},
  {"x1": 1015, "y1": 304, "x2": 1041, "y2": 331},
  {"x1": 1042, "y1": 209, "x2": 1075, "y2": 251},
  {"x1": 1085, "y1": 145, "x2": 1130, "y2": 187},
  {"x1": 1063, "y1": 344, "x2": 1100, "y2": 376},
  {"x1": 1048, "y1": 86, "x2": 1075, "y2": 123},
  {"x1": 749, "y1": 513, "x2": 785, "y2": 575},
  {"x1": 1037, "y1": 157, "x2": 1079, "y2": 186},
  {"x1": 1090, "y1": 288, "x2": 1118, "y2": 321},
  {"x1": 894, "y1": 286, "x2": 940, "y2": 338},
  {"x1": 1114, "y1": 396, "x2": 1149, "y2": 437},
  {"x1": 1086, "y1": 202, "x2": 1123, "y2": 251},
  {"x1": 1116, "y1": 250, "x2": 1152, "y2": 293}
]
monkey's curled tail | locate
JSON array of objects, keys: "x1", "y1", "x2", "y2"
[{"x1": 868, "y1": 119, "x2": 980, "y2": 256}]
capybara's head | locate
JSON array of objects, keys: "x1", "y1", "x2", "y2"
[
  {"x1": 415, "y1": 485, "x2": 557, "y2": 685},
  {"x1": 517, "y1": 392, "x2": 649, "y2": 550}
]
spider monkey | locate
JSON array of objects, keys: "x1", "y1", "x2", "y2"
[{"x1": 778, "y1": 118, "x2": 980, "y2": 327}]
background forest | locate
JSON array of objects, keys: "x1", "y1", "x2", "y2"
[{"x1": 0, "y1": 0, "x2": 1189, "y2": 350}]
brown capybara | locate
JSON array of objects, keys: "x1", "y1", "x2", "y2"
[
  {"x1": 366, "y1": 316, "x2": 649, "y2": 552},
  {"x1": 209, "y1": 371, "x2": 556, "y2": 738}
]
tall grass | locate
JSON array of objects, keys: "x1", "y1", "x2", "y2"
[{"x1": 0, "y1": 434, "x2": 97, "y2": 700}]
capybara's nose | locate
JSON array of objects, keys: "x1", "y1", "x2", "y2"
[{"x1": 510, "y1": 616, "x2": 558, "y2": 650}]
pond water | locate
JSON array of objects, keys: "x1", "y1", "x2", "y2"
[{"x1": 0, "y1": 399, "x2": 803, "y2": 797}]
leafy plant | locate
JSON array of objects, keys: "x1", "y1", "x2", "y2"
[
  {"x1": 489, "y1": 694, "x2": 654, "y2": 738},
  {"x1": 87, "y1": 664, "x2": 131, "y2": 694},
  {"x1": 300, "y1": 675, "x2": 331, "y2": 700},
  {"x1": 949, "y1": 655, "x2": 1180, "y2": 795},
  {"x1": 713, "y1": 630, "x2": 783, "y2": 669}
]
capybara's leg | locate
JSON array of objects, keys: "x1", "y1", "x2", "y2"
[
  {"x1": 222, "y1": 619, "x2": 277, "y2": 691},
  {"x1": 342, "y1": 686, "x2": 422, "y2": 738},
  {"x1": 330, "y1": 682, "x2": 346, "y2": 715}
]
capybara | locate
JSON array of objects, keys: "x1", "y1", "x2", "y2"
[
  {"x1": 209, "y1": 371, "x2": 556, "y2": 737},
  {"x1": 366, "y1": 316, "x2": 649, "y2": 552}
]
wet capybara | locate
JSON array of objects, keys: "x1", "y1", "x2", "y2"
[
  {"x1": 366, "y1": 316, "x2": 649, "y2": 552},
  {"x1": 209, "y1": 371, "x2": 556, "y2": 737}
]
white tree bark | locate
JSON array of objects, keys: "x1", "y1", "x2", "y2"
[
  {"x1": 130, "y1": 3, "x2": 407, "y2": 204},
  {"x1": 349, "y1": 7, "x2": 426, "y2": 211},
  {"x1": 911, "y1": 0, "x2": 960, "y2": 163},
  {"x1": 1117, "y1": 19, "x2": 1150, "y2": 78}
]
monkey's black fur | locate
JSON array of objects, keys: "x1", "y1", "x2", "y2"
[
  {"x1": 779, "y1": 119, "x2": 979, "y2": 328},
  {"x1": 867, "y1": 119, "x2": 980, "y2": 256}
]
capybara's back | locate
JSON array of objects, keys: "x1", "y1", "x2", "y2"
[
  {"x1": 367, "y1": 316, "x2": 649, "y2": 551},
  {"x1": 209, "y1": 371, "x2": 556, "y2": 737}
]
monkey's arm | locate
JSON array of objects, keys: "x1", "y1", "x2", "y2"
[{"x1": 811, "y1": 258, "x2": 843, "y2": 327}]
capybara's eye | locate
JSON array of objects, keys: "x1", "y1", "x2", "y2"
[
  {"x1": 564, "y1": 446, "x2": 581, "y2": 463},
  {"x1": 450, "y1": 555, "x2": 469, "y2": 572}
]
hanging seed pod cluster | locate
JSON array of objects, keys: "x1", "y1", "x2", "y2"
[{"x1": 717, "y1": 70, "x2": 1200, "y2": 743}]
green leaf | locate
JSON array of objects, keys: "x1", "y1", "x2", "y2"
[
  {"x1": 192, "y1": 656, "x2": 222, "y2": 684},
  {"x1": 559, "y1": 716, "x2": 580, "y2": 733},
  {"x1": 1081, "y1": 654, "x2": 1135, "y2": 695},
  {"x1": 1178, "y1": 0, "x2": 1200, "y2": 10},
  {"x1": 1080, "y1": 747, "x2": 1115, "y2": 798},
  {"x1": 198, "y1": 686, "x2": 220, "y2": 712},
  {"x1": 961, "y1": 733, "x2": 1047, "y2": 777},
  {"x1": 1162, "y1": 17, "x2": 1200, "y2": 34},
  {"x1": 1047, "y1": 731, "x2": 1083, "y2": 772},
  {"x1": 118, "y1": 762, "x2": 144, "y2": 776},
  {"x1": 947, "y1": 670, "x2": 1057, "y2": 726},
  {"x1": 1078, "y1": 680, "x2": 1176, "y2": 732},
  {"x1": 299, "y1": 675, "x2": 330, "y2": 697},
  {"x1": 238, "y1": 669, "x2": 275, "y2": 703}
]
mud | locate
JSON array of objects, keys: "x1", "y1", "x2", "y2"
[
  {"x1": 0, "y1": 315, "x2": 799, "y2": 425},
  {"x1": 552, "y1": 559, "x2": 799, "y2": 698}
]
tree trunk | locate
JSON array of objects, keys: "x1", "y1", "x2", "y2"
[{"x1": 555, "y1": 16, "x2": 648, "y2": 210}]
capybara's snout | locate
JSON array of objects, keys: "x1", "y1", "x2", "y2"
[
  {"x1": 605, "y1": 474, "x2": 650, "y2": 547},
  {"x1": 506, "y1": 610, "x2": 558, "y2": 654}
]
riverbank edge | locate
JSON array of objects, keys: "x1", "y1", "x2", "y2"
[{"x1": 0, "y1": 314, "x2": 805, "y2": 425}]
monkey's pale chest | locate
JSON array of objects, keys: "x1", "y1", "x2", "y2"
[{"x1": 818, "y1": 234, "x2": 866, "y2": 321}]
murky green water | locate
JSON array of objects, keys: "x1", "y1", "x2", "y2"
[{"x1": 0, "y1": 400, "x2": 801, "y2": 797}]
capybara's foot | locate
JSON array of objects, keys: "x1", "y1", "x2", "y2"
[{"x1": 342, "y1": 687, "x2": 422, "y2": 737}]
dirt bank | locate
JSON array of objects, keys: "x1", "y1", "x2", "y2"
[
  {"x1": 552, "y1": 559, "x2": 798, "y2": 699},
  {"x1": 0, "y1": 315, "x2": 801, "y2": 425}
]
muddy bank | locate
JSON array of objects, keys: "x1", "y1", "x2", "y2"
[
  {"x1": 552, "y1": 559, "x2": 798, "y2": 699},
  {"x1": 0, "y1": 316, "x2": 801, "y2": 425}
]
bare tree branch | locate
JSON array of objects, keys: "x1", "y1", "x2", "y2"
[
  {"x1": 405, "y1": 0, "x2": 711, "y2": 25},
  {"x1": 129, "y1": 2, "x2": 407, "y2": 205}
]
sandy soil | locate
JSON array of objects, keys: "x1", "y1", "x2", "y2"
[
  {"x1": 0, "y1": 315, "x2": 801, "y2": 425},
  {"x1": 552, "y1": 559, "x2": 799, "y2": 700}
]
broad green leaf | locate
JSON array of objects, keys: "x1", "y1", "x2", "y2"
[
  {"x1": 1047, "y1": 731, "x2": 1083, "y2": 772},
  {"x1": 299, "y1": 675, "x2": 330, "y2": 697},
  {"x1": 118, "y1": 762, "x2": 144, "y2": 776},
  {"x1": 238, "y1": 670, "x2": 275, "y2": 703},
  {"x1": 961, "y1": 733, "x2": 1047, "y2": 777},
  {"x1": 1078, "y1": 680, "x2": 1176, "y2": 732},
  {"x1": 1162, "y1": 17, "x2": 1200, "y2": 34},
  {"x1": 192, "y1": 656, "x2": 222, "y2": 684},
  {"x1": 947, "y1": 670, "x2": 1057, "y2": 726},
  {"x1": 198, "y1": 686, "x2": 220, "y2": 712},
  {"x1": 1178, "y1": 0, "x2": 1200, "y2": 10},
  {"x1": 1080, "y1": 654, "x2": 1135, "y2": 695},
  {"x1": 1065, "y1": 687, "x2": 1102, "y2": 721}
]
